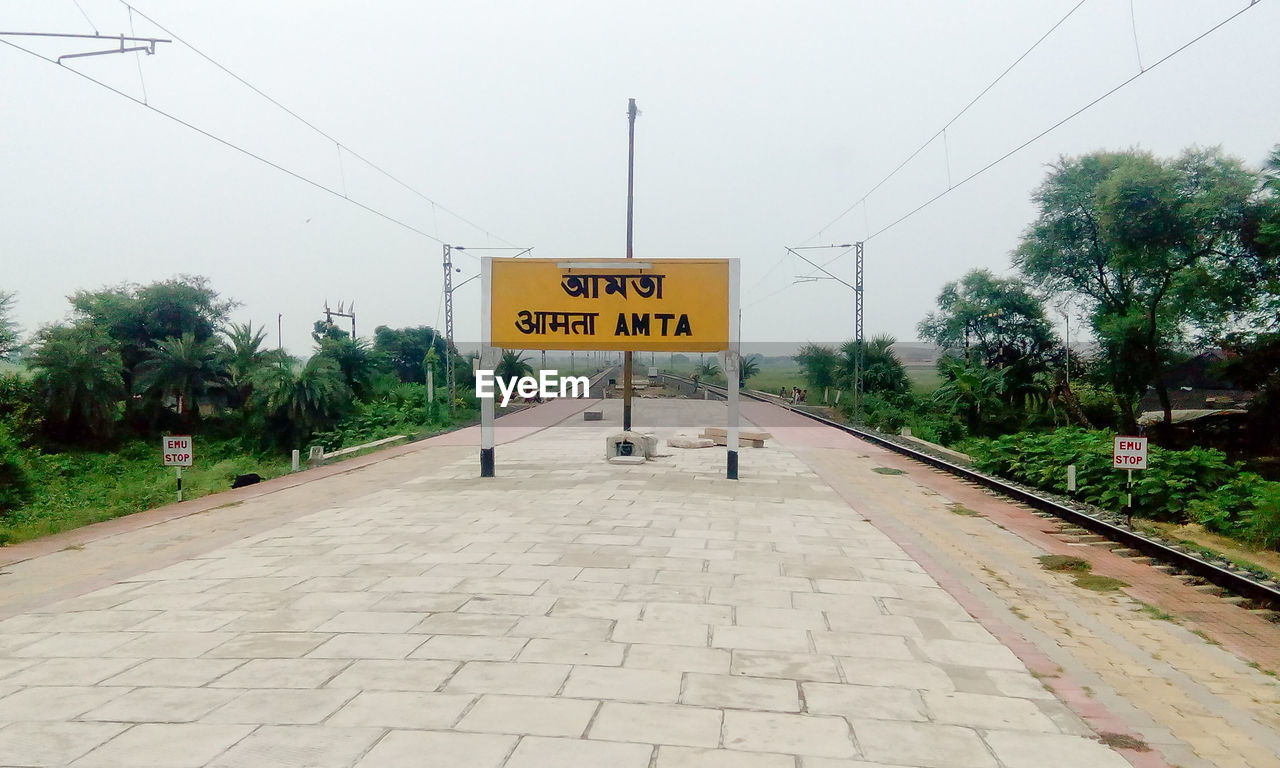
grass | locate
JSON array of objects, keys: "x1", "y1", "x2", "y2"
[
  {"x1": 1098, "y1": 733, "x2": 1151, "y2": 752},
  {"x1": 0, "y1": 439, "x2": 291, "y2": 546},
  {"x1": 949, "y1": 504, "x2": 979, "y2": 516},
  {"x1": 905, "y1": 366, "x2": 940, "y2": 394},
  {"x1": 1136, "y1": 602, "x2": 1176, "y2": 622},
  {"x1": 872, "y1": 467, "x2": 906, "y2": 476},
  {"x1": 1037, "y1": 554, "x2": 1128, "y2": 592},
  {"x1": 1137, "y1": 520, "x2": 1280, "y2": 580}
]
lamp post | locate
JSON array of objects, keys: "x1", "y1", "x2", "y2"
[{"x1": 786, "y1": 243, "x2": 865, "y2": 421}]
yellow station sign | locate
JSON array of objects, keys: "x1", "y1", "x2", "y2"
[{"x1": 488, "y1": 257, "x2": 732, "y2": 352}]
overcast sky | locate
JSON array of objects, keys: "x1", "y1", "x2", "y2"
[{"x1": 3, "y1": 0, "x2": 1277, "y2": 355}]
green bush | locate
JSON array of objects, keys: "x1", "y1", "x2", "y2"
[
  {"x1": 966, "y1": 428, "x2": 1280, "y2": 539},
  {"x1": 0, "y1": 421, "x2": 34, "y2": 516}
]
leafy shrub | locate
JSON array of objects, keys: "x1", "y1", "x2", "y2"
[
  {"x1": 0, "y1": 421, "x2": 34, "y2": 516},
  {"x1": 965, "y1": 428, "x2": 1265, "y2": 527},
  {"x1": 1243, "y1": 484, "x2": 1280, "y2": 549}
]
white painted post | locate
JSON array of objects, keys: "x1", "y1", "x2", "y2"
[
  {"x1": 1067, "y1": 464, "x2": 1076, "y2": 494},
  {"x1": 291, "y1": 449, "x2": 300, "y2": 472},
  {"x1": 176, "y1": 466, "x2": 183, "y2": 502},
  {"x1": 480, "y1": 257, "x2": 496, "y2": 477},
  {"x1": 427, "y1": 368, "x2": 434, "y2": 403}
]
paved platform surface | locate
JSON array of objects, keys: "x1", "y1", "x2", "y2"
[{"x1": 0, "y1": 399, "x2": 1194, "y2": 767}]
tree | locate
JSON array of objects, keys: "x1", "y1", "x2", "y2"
[
  {"x1": 738, "y1": 355, "x2": 761, "y2": 387},
  {"x1": 795, "y1": 343, "x2": 839, "y2": 402},
  {"x1": 495, "y1": 350, "x2": 534, "y2": 388},
  {"x1": 29, "y1": 323, "x2": 125, "y2": 442},
  {"x1": 251, "y1": 356, "x2": 350, "y2": 447},
  {"x1": 316, "y1": 337, "x2": 377, "y2": 399},
  {"x1": 838, "y1": 335, "x2": 908, "y2": 396},
  {"x1": 918, "y1": 269, "x2": 1055, "y2": 372},
  {"x1": 222, "y1": 322, "x2": 284, "y2": 407},
  {"x1": 0, "y1": 291, "x2": 19, "y2": 360},
  {"x1": 695, "y1": 358, "x2": 721, "y2": 383},
  {"x1": 312, "y1": 319, "x2": 350, "y2": 343},
  {"x1": 1015, "y1": 148, "x2": 1270, "y2": 431},
  {"x1": 372, "y1": 325, "x2": 448, "y2": 384},
  {"x1": 133, "y1": 333, "x2": 230, "y2": 426},
  {"x1": 933, "y1": 357, "x2": 1008, "y2": 435}
]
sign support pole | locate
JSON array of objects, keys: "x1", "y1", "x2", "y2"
[
  {"x1": 480, "y1": 257, "x2": 495, "y2": 477},
  {"x1": 176, "y1": 466, "x2": 183, "y2": 502},
  {"x1": 727, "y1": 260, "x2": 741, "y2": 480},
  {"x1": 622, "y1": 98, "x2": 638, "y2": 432}
]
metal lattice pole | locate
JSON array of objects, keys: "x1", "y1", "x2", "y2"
[
  {"x1": 854, "y1": 242, "x2": 865, "y2": 423},
  {"x1": 443, "y1": 244, "x2": 455, "y2": 409}
]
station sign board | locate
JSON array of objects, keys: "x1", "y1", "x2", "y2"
[
  {"x1": 488, "y1": 258, "x2": 732, "y2": 352},
  {"x1": 1112, "y1": 436, "x2": 1147, "y2": 470},
  {"x1": 162, "y1": 435, "x2": 193, "y2": 467}
]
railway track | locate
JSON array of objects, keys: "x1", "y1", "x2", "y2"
[{"x1": 655, "y1": 373, "x2": 1280, "y2": 612}]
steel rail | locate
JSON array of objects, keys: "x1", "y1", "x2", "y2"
[{"x1": 657, "y1": 373, "x2": 1280, "y2": 608}]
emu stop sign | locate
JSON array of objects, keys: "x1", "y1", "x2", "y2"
[
  {"x1": 1113, "y1": 436, "x2": 1147, "y2": 470},
  {"x1": 162, "y1": 436, "x2": 193, "y2": 466}
]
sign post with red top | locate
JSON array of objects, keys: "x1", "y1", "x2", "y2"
[
  {"x1": 1113, "y1": 436, "x2": 1148, "y2": 519},
  {"x1": 162, "y1": 435, "x2": 193, "y2": 501}
]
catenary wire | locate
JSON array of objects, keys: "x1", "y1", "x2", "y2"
[
  {"x1": 0, "y1": 37, "x2": 448, "y2": 245},
  {"x1": 119, "y1": 1, "x2": 519, "y2": 249}
]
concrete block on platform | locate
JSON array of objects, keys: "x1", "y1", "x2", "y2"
[
  {"x1": 583, "y1": 410, "x2": 603, "y2": 422},
  {"x1": 669, "y1": 436, "x2": 716, "y2": 449},
  {"x1": 608, "y1": 455, "x2": 647, "y2": 466}
]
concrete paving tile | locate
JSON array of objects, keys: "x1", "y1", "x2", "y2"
[
  {"x1": 306, "y1": 632, "x2": 426, "y2": 659},
  {"x1": 0, "y1": 721, "x2": 128, "y2": 766},
  {"x1": 37, "y1": 611, "x2": 160, "y2": 632},
  {"x1": 71, "y1": 722, "x2": 255, "y2": 767},
  {"x1": 314, "y1": 610, "x2": 427, "y2": 634},
  {"x1": 128, "y1": 610, "x2": 246, "y2": 633},
  {"x1": 460, "y1": 594, "x2": 557, "y2": 615},
  {"x1": 506, "y1": 736, "x2": 652, "y2": 768},
  {"x1": 209, "y1": 659, "x2": 351, "y2": 689},
  {"x1": 328, "y1": 691, "x2": 473, "y2": 728},
  {"x1": 104, "y1": 658, "x2": 245, "y2": 687},
  {"x1": 590, "y1": 701, "x2": 723, "y2": 747},
  {"x1": 613, "y1": 619, "x2": 710, "y2": 647},
  {"x1": 848, "y1": 719, "x2": 996, "y2": 768},
  {"x1": 458, "y1": 578, "x2": 545, "y2": 594},
  {"x1": 517, "y1": 638, "x2": 626, "y2": 666},
  {"x1": 2, "y1": 657, "x2": 142, "y2": 686},
  {"x1": 208, "y1": 725, "x2": 383, "y2": 768},
  {"x1": 510, "y1": 615, "x2": 613, "y2": 640},
  {"x1": 837, "y1": 659, "x2": 956, "y2": 690},
  {"x1": 722, "y1": 710, "x2": 856, "y2": 758},
  {"x1": 622, "y1": 584, "x2": 710, "y2": 603},
  {"x1": 10, "y1": 632, "x2": 138, "y2": 658},
  {"x1": 802, "y1": 682, "x2": 927, "y2": 722},
  {"x1": 444, "y1": 661, "x2": 571, "y2": 695},
  {"x1": 550, "y1": 598, "x2": 643, "y2": 620},
  {"x1": 369, "y1": 591, "x2": 470, "y2": 612},
  {"x1": 712, "y1": 626, "x2": 811, "y2": 653},
  {"x1": 682, "y1": 672, "x2": 801, "y2": 712},
  {"x1": 100, "y1": 632, "x2": 235, "y2": 659},
  {"x1": 729, "y1": 650, "x2": 842, "y2": 682},
  {"x1": 735, "y1": 606, "x2": 829, "y2": 630},
  {"x1": 810, "y1": 631, "x2": 914, "y2": 660},
  {"x1": 411, "y1": 612, "x2": 521, "y2": 636},
  {"x1": 538, "y1": 580, "x2": 624, "y2": 599},
  {"x1": 562, "y1": 665, "x2": 682, "y2": 703},
  {"x1": 289, "y1": 592, "x2": 383, "y2": 611},
  {"x1": 410, "y1": 635, "x2": 528, "y2": 662},
  {"x1": 914, "y1": 638, "x2": 1026, "y2": 671},
  {"x1": 204, "y1": 689, "x2": 354, "y2": 724},
  {"x1": 982, "y1": 731, "x2": 1132, "y2": 768},
  {"x1": 80, "y1": 687, "x2": 242, "y2": 723},
  {"x1": 655, "y1": 745, "x2": 794, "y2": 768},
  {"x1": 324, "y1": 659, "x2": 458, "y2": 690},
  {"x1": 983, "y1": 670, "x2": 1056, "y2": 700},
  {"x1": 643, "y1": 602, "x2": 734, "y2": 625},
  {"x1": 923, "y1": 691, "x2": 1060, "y2": 732},
  {"x1": 373, "y1": 575, "x2": 465, "y2": 592},
  {"x1": 355, "y1": 730, "x2": 517, "y2": 768},
  {"x1": 219, "y1": 610, "x2": 340, "y2": 632},
  {"x1": 0, "y1": 686, "x2": 129, "y2": 721},
  {"x1": 457, "y1": 693, "x2": 598, "y2": 736},
  {"x1": 204, "y1": 632, "x2": 333, "y2": 659}
]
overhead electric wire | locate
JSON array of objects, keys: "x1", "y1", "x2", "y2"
[
  {"x1": 0, "y1": 37, "x2": 447, "y2": 245},
  {"x1": 119, "y1": 1, "x2": 518, "y2": 249},
  {"x1": 796, "y1": 0, "x2": 1089, "y2": 247}
]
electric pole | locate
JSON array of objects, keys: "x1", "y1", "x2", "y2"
[
  {"x1": 854, "y1": 242, "x2": 865, "y2": 424},
  {"x1": 443, "y1": 244, "x2": 456, "y2": 409},
  {"x1": 623, "y1": 98, "x2": 638, "y2": 432}
]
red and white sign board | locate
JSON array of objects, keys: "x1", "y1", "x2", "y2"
[
  {"x1": 1113, "y1": 436, "x2": 1147, "y2": 469},
  {"x1": 162, "y1": 436, "x2": 193, "y2": 467}
]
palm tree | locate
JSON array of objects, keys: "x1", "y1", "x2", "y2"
[
  {"x1": 222, "y1": 321, "x2": 284, "y2": 406},
  {"x1": 795, "y1": 343, "x2": 839, "y2": 402},
  {"x1": 933, "y1": 356, "x2": 1007, "y2": 434},
  {"x1": 738, "y1": 354, "x2": 761, "y2": 387},
  {"x1": 29, "y1": 323, "x2": 125, "y2": 442},
  {"x1": 134, "y1": 333, "x2": 230, "y2": 426},
  {"x1": 495, "y1": 350, "x2": 534, "y2": 387},
  {"x1": 838, "y1": 335, "x2": 908, "y2": 396},
  {"x1": 251, "y1": 356, "x2": 351, "y2": 447},
  {"x1": 695, "y1": 358, "x2": 721, "y2": 382},
  {"x1": 316, "y1": 336, "x2": 377, "y2": 399}
]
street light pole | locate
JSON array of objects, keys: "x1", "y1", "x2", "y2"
[{"x1": 623, "y1": 98, "x2": 638, "y2": 432}]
